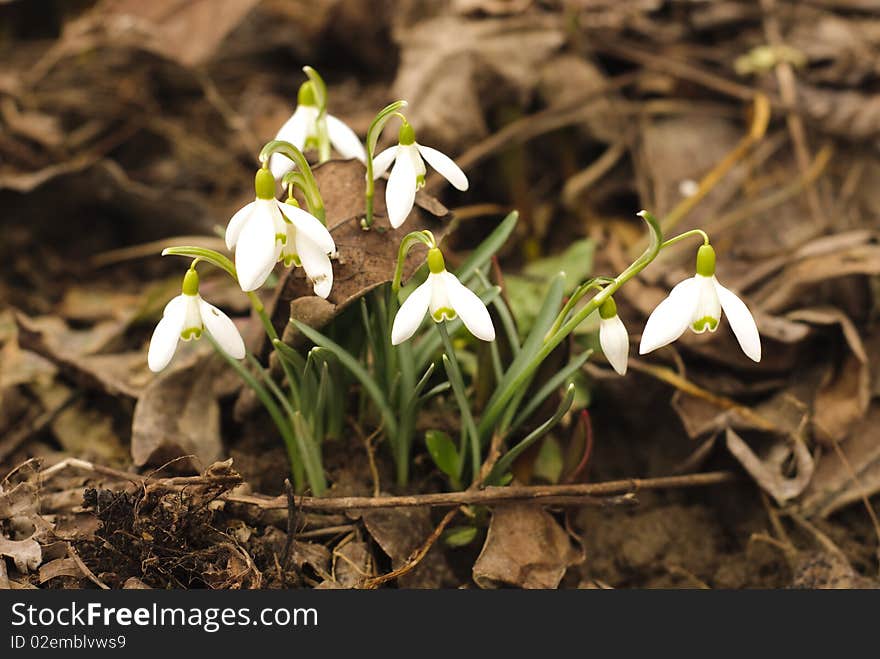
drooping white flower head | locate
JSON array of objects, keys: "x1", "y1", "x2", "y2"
[
  {"x1": 270, "y1": 82, "x2": 366, "y2": 179},
  {"x1": 391, "y1": 247, "x2": 494, "y2": 345},
  {"x1": 598, "y1": 297, "x2": 629, "y2": 376},
  {"x1": 277, "y1": 199, "x2": 335, "y2": 299},
  {"x1": 372, "y1": 122, "x2": 468, "y2": 229},
  {"x1": 225, "y1": 168, "x2": 336, "y2": 297},
  {"x1": 639, "y1": 244, "x2": 761, "y2": 362},
  {"x1": 148, "y1": 268, "x2": 246, "y2": 372}
]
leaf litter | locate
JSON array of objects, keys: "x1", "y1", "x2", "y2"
[{"x1": 1, "y1": 0, "x2": 879, "y2": 589}]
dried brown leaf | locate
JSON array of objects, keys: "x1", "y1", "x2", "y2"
[
  {"x1": 725, "y1": 427, "x2": 814, "y2": 505},
  {"x1": 362, "y1": 507, "x2": 454, "y2": 588},
  {"x1": 90, "y1": 0, "x2": 261, "y2": 67},
  {"x1": 130, "y1": 356, "x2": 223, "y2": 470},
  {"x1": 799, "y1": 405, "x2": 880, "y2": 517},
  {"x1": 473, "y1": 504, "x2": 582, "y2": 589},
  {"x1": 392, "y1": 13, "x2": 565, "y2": 148}
]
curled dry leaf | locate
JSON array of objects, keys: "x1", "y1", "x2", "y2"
[
  {"x1": 0, "y1": 481, "x2": 49, "y2": 575},
  {"x1": 799, "y1": 404, "x2": 880, "y2": 518},
  {"x1": 74, "y1": 0, "x2": 261, "y2": 67},
  {"x1": 725, "y1": 427, "x2": 814, "y2": 506},
  {"x1": 362, "y1": 507, "x2": 454, "y2": 588},
  {"x1": 131, "y1": 356, "x2": 223, "y2": 470},
  {"x1": 392, "y1": 13, "x2": 565, "y2": 148},
  {"x1": 473, "y1": 504, "x2": 583, "y2": 589},
  {"x1": 15, "y1": 312, "x2": 153, "y2": 399}
]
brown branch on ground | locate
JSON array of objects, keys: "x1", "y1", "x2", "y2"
[
  {"x1": 33, "y1": 457, "x2": 736, "y2": 512},
  {"x1": 226, "y1": 471, "x2": 735, "y2": 511}
]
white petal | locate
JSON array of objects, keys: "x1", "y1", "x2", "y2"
[
  {"x1": 442, "y1": 272, "x2": 495, "y2": 341},
  {"x1": 270, "y1": 108, "x2": 310, "y2": 179},
  {"x1": 385, "y1": 148, "x2": 417, "y2": 228},
  {"x1": 198, "y1": 299, "x2": 246, "y2": 360},
  {"x1": 714, "y1": 279, "x2": 761, "y2": 362},
  {"x1": 296, "y1": 232, "x2": 334, "y2": 299},
  {"x1": 638, "y1": 277, "x2": 700, "y2": 355},
  {"x1": 371, "y1": 146, "x2": 398, "y2": 180},
  {"x1": 416, "y1": 144, "x2": 469, "y2": 191},
  {"x1": 599, "y1": 315, "x2": 629, "y2": 375},
  {"x1": 182, "y1": 295, "x2": 203, "y2": 333},
  {"x1": 326, "y1": 114, "x2": 366, "y2": 162},
  {"x1": 689, "y1": 275, "x2": 722, "y2": 334},
  {"x1": 147, "y1": 295, "x2": 187, "y2": 372},
  {"x1": 236, "y1": 201, "x2": 280, "y2": 291},
  {"x1": 391, "y1": 278, "x2": 433, "y2": 345},
  {"x1": 225, "y1": 201, "x2": 255, "y2": 251},
  {"x1": 276, "y1": 201, "x2": 335, "y2": 254}
]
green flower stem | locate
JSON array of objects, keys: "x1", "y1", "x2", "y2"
[
  {"x1": 247, "y1": 291, "x2": 301, "y2": 407},
  {"x1": 545, "y1": 276, "x2": 614, "y2": 339},
  {"x1": 391, "y1": 230, "x2": 436, "y2": 294},
  {"x1": 478, "y1": 211, "x2": 663, "y2": 440},
  {"x1": 259, "y1": 140, "x2": 325, "y2": 223},
  {"x1": 162, "y1": 247, "x2": 236, "y2": 280},
  {"x1": 660, "y1": 228, "x2": 710, "y2": 250},
  {"x1": 250, "y1": 354, "x2": 326, "y2": 495},
  {"x1": 280, "y1": 170, "x2": 325, "y2": 222},
  {"x1": 205, "y1": 335, "x2": 304, "y2": 492},
  {"x1": 363, "y1": 101, "x2": 408, "y2": 229},
  {"x1": 437, "y1": 323, "x2": 481, "y2": 483}
]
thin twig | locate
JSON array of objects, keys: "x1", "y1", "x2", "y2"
[
  {"x1": 363, "y1": 508, "x2": 459, "y2": 589},
  {"x1": 760, "y1": 0, "x2": 828, "y2": 230},
  {"x1": 225, "y1": 471, "x2": 736, "y2": 511}
]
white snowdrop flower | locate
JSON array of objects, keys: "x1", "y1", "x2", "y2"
[
  {"x1": 148, "y1": 268, "x2": 245, "y2": 372},
  {"x1": 598, "y1": 297, "x2": 629, "y2": 376},
  {"x1": 225, "y1": 168, "x2": 336, "y2": 297},
  {"x1": 639, "y1": 244, "x2": 761, "y2": 362},
  {"x1": 391, "y1": 247, "x2": 494, "y2": 345},
  {"x1": 225, "y1": 168, "x2": 286, "y2": 292},
  {"x1": 372, "y1": 122, "x2": 468, "y2": 229},
  {"x1": 269, "y1": 82, "x2": 366, "y2": 179},
  {"x1": 277, "y1": 199, "x2": 336, "y2": 299}
]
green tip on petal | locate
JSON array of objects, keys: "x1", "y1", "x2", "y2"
[
  {"x1": 181, "y1": 327, "x2": 203, "y2": 341},
  {"x1": 298, "y1": 81, "x2": 317, "y2": 107},
  {"x1": 692, "y1": 316, "x2": 719, "y2": 333},
  {"x1": 431, "y1": 307, "x2": 456, "y2": 322},
  {"x1": 696, "y1": 244, "x2": 716, "y2": 277},
  {"x1": 399, "y1": 121, "x2": 416, "y2": 145},
  {"x1": 599, "y1": 296, "x2": 618, "y2": 319},
  {"x1": 182, "y1": 268, "x2": 200, "y2": 296},
  {"x1": 427, "y1": 247, "x2": 446, "y2": 274},
  {"x1": 255, "y1": 168, "x2": 276, "y2": 199}
]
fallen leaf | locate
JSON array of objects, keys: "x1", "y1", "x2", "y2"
[
  {"x1": 787, "y1": 307, "x2": 870, "y2": 445},
  {"x1": 799, "y1": 405, "x2": 880, "y2": 517},
  {"x1": 0, "y1": 536, "x2": 41, "y2": 574},
  {"x1": 362, "y1": 507, "x2": 454, "y2": 588},
  {"x1": 725, "y1": 428, "x2": 814, "y2": 506},
  {"x1": 82, "y1": 0, "x2": 261, "y2": 67},
  {"x1": 392, "y1": 13, "x2": 565, "y2": 148},
  {"x1": 328, "y1": 538, "x2": 374, "y2": 589},
  {"x1": 15, "y1": 312, "x2": 154, "y2": 399},
  {"x1": 473, "y1": 503, "x2": 582, "y2": 589},
  {"x1": 38, "y1": 557, "x2": 83, "y2": 584},
  {"x1": 130, "y1": 356, "x2": 223, "y2": 470}
]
